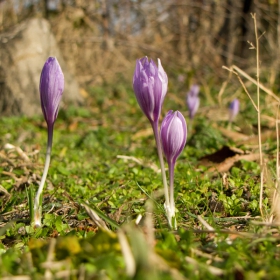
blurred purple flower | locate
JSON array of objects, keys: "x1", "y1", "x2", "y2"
[
  {"x1": 186, "y1": 84, "x2": 200, "y2": 119},
  {"x1": 40, "y1": 57, "x2": 64, "y2": 128},
  {"x1": 177, "y1": 74, "x2": 186, "y2": 83},
  {"x1": 160, "y1": 110, "x2": 187, "y2": 166},
  {"x1": 229, "y1": 98, "x2": 239, "y2": 122},
  {"x1": 133, "y1": 57, "x2": 168, "y2": 124}
]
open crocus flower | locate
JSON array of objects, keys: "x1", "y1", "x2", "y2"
[
  {"x1": 133, "y1": 57, "x2": 168, "y2": 124},
  {"x1": 229, "y1": 98, "x2": 239, "y2": 122},
  {"x1": 133, "y1": 57, "x2": 172, "y2": 226},
  {"x1": 186, "y1": 84, "x2": 200, "y2": 119},
  {"x1": 33, "y1": 57, "x2": 64, "y2": 227},
  {"x1": 160, "y1": 110, "x2": 187, "y2": 229}
]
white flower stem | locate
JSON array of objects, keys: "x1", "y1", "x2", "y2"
[
  {"x1": 151, "y1": 122, "x2": 170, "y2": 218},
  {"x1": 168, "y1": 161, "x2": 177, "y2": 229},
  {"x1": 33, "y1": 125, "x2": 53, "y2": 227},
  {"x1": 188, "y1": 119, "x2": 193, "y2": 135}
]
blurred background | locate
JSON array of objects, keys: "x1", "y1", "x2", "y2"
[{"x1": 0, "y1": 0, "x2": 279, "y2": 117}]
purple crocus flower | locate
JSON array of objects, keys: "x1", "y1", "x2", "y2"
[
  {"x1": 161, "y1": 110, "x2": 187, "y2": 166},
  {"x1": 40, "y1": 57, "x2": 64, "y2": 127},
  {"x1": 160, "y1": 110, "x2": 187, "y2": 228},
  {"x1": 133, "y1": 57, "x2": 168, "y2": 124},
  {"x1": 34, "y1": 57, "x2": 64, "y2": 227},
  {"x1": 186, "y1": 84, "x2": 200, "y2": 119},
  {"x1": 133, "y1": 57, "x2": 170, "y2": 226},
  {"x1": 229, "y1": 98, "x2": 239, "y2": 122}
]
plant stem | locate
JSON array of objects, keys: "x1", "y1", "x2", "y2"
[
  {"x1": 33, "y1": 124, "x2": 53, "y2": 227},
  {"x1": 151, "y1": 121, "x2": 170, "y2": 211},
  {"x1": 252, "y1": 14, "x2": 264, "y2": 217},
  {"x1": 27, "y1": 185, "x2": 34, "y2": 223},
  {"x1": 168, "y1": 161, "x2": 175, "y2": 219},
  {"x1": 188, "y1": 119, "x2": 193, "y2": 135},
  {"x1": 168, "y1": 162, "x2": 177, "y2": 230}
]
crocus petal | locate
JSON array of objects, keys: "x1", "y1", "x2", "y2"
[
  {"x1": 157, "y1": 58, "x2": 168, "y2": 98},
  {"x1": 133, "y1": 57, "x2": 168, "y2": 124},
  {"x1": 40, "y1": 57, "x2": 64, "y2": 126},
  {"x1": 160, "y1": 111, "x2": 187, "y2": 165}
]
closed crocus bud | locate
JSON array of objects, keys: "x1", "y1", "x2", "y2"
[
  {"x1": 133, "y1": 57, "x2": 168, "y2": 124},
  {"x1": 40, "y1": 57, "x2": 64, "y2": 127},
  {"x1": 160, "y1": 110, "x2": 187, "y2": 165},
  {"x1": 186, "y1": 84, "x2": 200, "y2": 119},
  {"x1": 33, "y1": 57, "x2": 64, "y2": 227},
  {"x1": 160, "y1": 110, "x2": 187, "y2": 229},
  {"x1": 229, "y1": 98, "x2": 239, "y2": 122}
]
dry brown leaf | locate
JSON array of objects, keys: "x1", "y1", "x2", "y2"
[
  {"x1": 200, "y1": 146, "x2": 243, "y2": 166},
  {"x1": 216, "y1": 126, "x2": 249, "y2": 142},
  {"x1": 68, "y1": 120, "x2": 78, "y2": 132},
  {"x1": 199, "y1": 145, "x2": 260, "y2": 173},
  {"x1": 237, "y1": 130, "x2": 276, "y2": 145},
  {"x1": 262, "y1": 114, "x2": 276, "y2": 128},
  {"x1": 132, "y1": 127, "x2": 153, "y2": 140},
  {"x1": 203, "y1": 107, "x2": 229, "y2": 122},
  {"x1": 207, "y1": 153, "x2": 259, "y2": 173},
  {"x1": 79, "y1": 88, "x2": 89, "y2": 98}
]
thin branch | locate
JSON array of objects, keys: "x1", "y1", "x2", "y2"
[
  {"x1": 251, "y1": 13, "x2": 264, "y2": 218},
  {"x1": 232, "y1": 65, "x2": 280, "y2": 103},
  {"x1": 222, "y1": 66, "x2": 258, "y2": 111}
]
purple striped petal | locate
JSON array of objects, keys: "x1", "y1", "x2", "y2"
[
  {"x1": 133, "y1": 57, "x2": 167, "y2": 124},
  {"x1": 40, "y1": 57, "x2": 64, "y2": 127},
  {"x1": 160, "y1": 111, "x2": 187, "y2": 165}
]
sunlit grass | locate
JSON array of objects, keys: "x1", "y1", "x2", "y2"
[{"x1": 0, "y1": 81, "x2": 279, "y2": 279}]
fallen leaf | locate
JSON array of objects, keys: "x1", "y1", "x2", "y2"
[
  {"x1": 216, "y1": 126, "x2": 249, "y2": 142},
  {"x1": 237, "y1": 130, "x2": 276, "y2": 145},
  {"x1": 68, "y1": 120, "x2": 78, "y2": 131},
  {"x1": 132, "y1": 127, "x2": 153, "y2": 140},
  {"x1": 207, "y1": 153, "x2": 259, "y2": 173},
  {"x1": 200, "y1": 146, "x2": 243, "y2": 166},
  {"x1": 199, "y1": 145, "x2": 260, "y2": 173},
  {"x1": 79, "y1": 88, "x2": 89, "y2": 98}
]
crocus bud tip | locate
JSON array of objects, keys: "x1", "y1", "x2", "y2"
[
  {"x1": 133, "y1": 57, "x2": 168, "y2": 124},
  {"x1": 160, "y1": 110, "x2": 187, "y2": 165},
  {"x1": 40, "y1": 57, "x2": 64, "y2": 126}
]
